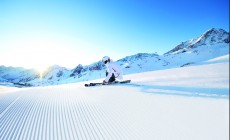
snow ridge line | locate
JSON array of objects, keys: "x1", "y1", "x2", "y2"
[
  {"x1": 1, "y1": 88, "x2": 141, "y2": 140},
  {"x1": 0, "y1": 93, "x2": 31, "y2": 139},
  {"x1": 0, "y1": 93, "x2": 19, "y2": 114},
  {"x1": 7, "y1": 95, "x2": 34, "y2": 140},
  {"x1": 0, "y1": 92, "x2": 25, "y2": 118}
]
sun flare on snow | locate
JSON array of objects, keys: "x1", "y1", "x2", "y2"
[{"x1": 35, "y1": 66, "x2": 48, "y2": 79}]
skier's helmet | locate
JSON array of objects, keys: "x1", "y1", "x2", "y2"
[{"x1": 102, "y1": 56, "x2": 110, "y2": 64}]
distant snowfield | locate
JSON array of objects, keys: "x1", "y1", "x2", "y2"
[{"x1": 0, "y1": 62, "x2": 229, "y2": 140}]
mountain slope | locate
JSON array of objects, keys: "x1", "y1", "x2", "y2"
[{"x1": 0, "y1": 62, "x2": 229, "y2": 140}]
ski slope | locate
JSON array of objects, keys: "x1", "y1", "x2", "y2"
[{"x1": 0, "y1": 62, "x2": 229, "y2": 140}]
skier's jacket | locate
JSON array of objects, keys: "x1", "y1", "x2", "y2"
[{"x1": 105, "y1": 60, "x2": 123, "y2": 82}]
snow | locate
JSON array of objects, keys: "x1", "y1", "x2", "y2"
[
  {"x1": 0, "y1": 28, "x2": 229, "y2": 139},
  {"x1": 204, "y1": 54, "x2": 229, "y2": 64},
  {"x1": 0, "y1": 62, "x2": 229, "y2": 140},
  {"x1": 0, "y1": 28, "x2": 229, "y2": 87}
]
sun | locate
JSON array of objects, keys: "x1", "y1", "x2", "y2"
[{"x1": 34, "y1": 65, "x2": 48, "y2": 79}]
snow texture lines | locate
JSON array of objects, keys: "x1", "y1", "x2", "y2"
[{"x1": 0, "y1": 87, "x2": 140, "y2": 140}]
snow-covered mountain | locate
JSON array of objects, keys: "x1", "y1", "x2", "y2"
[
  {"x1": 0, "y1": 28, "x2": 229, "y2": 87},
  {"x1": 0, "y1": 66, "x2": 39, "y2": 87},
  {"x1": 165, "y1": 28, "x2": 229, "y2": 54}
]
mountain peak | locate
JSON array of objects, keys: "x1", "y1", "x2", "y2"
[
  {"x1": 165, "y1": 28, "x2": 229, "y2": 55},
  {"x1": 196, "y1": 28, "x2": 229, "y2": 44},
  {"x1": 200, "y1": 28, "x2": 229, "y2": 41},
  {"x1": 206, "y1": 28, "x2": 225, "y2": 32}
]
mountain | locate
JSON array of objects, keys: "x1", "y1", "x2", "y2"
[
  {"x1": 165, "y1": 28, "x2": 229, "y2": 54},
  {"x1": 0, "y1": 66, "x2": 39, "y2": 87},
  {"x1": 0, "y1": 28, "x2": 229, "y2": 87}
]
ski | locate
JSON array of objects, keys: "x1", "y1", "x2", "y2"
[{"x1": 85, "y1": 80, "x2": 131, "y2": 87}]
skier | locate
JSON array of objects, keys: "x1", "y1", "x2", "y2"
[{"x1": 102, "y1": 56, "x2": 123, "y2": 84}]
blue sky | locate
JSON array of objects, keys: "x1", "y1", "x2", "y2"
[{"x1": 0, "y1": 0, "x2": 229, "y2": 70}]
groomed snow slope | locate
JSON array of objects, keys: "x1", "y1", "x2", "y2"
[{"x1": 0, "y1": 62, "x2": 229, "y2": 140}]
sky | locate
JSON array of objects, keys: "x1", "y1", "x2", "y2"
[{"x1": 0, "y1": 0, "x2": 229, "y2": 71}]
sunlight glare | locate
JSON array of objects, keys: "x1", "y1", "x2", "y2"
[{"x1": 34, "y1": 64, "x2": 49, "y2": 79}]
